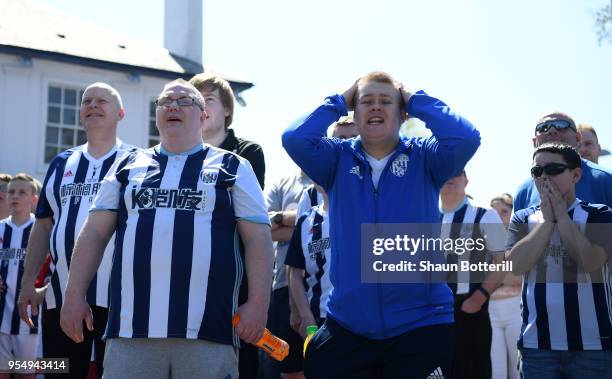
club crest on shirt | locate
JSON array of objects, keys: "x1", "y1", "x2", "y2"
[
  {"x1": 349, "y1": 166, "x2": 363, "y2": 180},
  {"x1": 200, "y1": 169, "x2": 218, "y2": 184},
  {"x1": 391, "y1": 154, "x2": 409, "y2": 177}
]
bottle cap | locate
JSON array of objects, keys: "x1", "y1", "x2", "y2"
[{"x1": 306, "y1": 325, "x2": 318, "y2": 336}]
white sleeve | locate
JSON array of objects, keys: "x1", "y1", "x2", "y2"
[
  {"x1": 232, "y1": 160, "x2": 270, "y2": 225},
  {"x1": 480, "y1": 209, "x2": 506, "y2": 254},
  {"x1": 90, "y1": 167, "x2": 122, "y2": 212},
  {"x1": 296, "y1": 188, "x2": 311, "y2": 222}
]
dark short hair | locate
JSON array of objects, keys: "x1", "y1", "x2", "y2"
[
  {"x1": 0, "y1": 173, "x2": 11, "y2": 184},
  {"x1": 533, "y1": 143, "x2": 581, "y2": 168}
]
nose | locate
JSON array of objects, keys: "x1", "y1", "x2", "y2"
[{"x1": 165, "y1": 100, "x2": 181, "y2": 111}]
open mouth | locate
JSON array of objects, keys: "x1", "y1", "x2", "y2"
[
  {"x1": 86, "y1": 113, "x2": 104, "y2": 119},
  {"x1": 166, "y1": 115, "x2": 183, "y2": 122},
  {"x1": 367, "y1": 117, "x2": 384, "y2": 125}
]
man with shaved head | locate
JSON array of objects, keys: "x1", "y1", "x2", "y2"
[
  {"x1": 18, "y1": 82, "x2": 138, "y2": 378},
  {"x1": 60, "y1": 79, "x2": 273, "y2": 378},
  {"x1": 514, "y1": 112, "x2": 612, "y2": 210}
]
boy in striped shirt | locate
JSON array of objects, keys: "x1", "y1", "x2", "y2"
[
  {"x1": 506, "y1": 143, "x2": 612, "y2": 378},
  {"x1": 0, "y1": 174, "x2": 42, "y2": 377}
]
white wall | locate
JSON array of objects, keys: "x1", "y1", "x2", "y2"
[{"x1": 0, "y1": 52, "x2": 171, "y2": 181}]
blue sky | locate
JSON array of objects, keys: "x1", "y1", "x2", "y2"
[{"x1": 36, "y1": 0, "x2": 612, "y2": 203}]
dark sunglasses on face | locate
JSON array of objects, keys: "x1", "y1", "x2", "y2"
[
  {"x1": 530, "y1": 163, "x2": 572, "y2": 178},
  {"x1": 534, "y1": 119, "x2": 576, "y2": 134}
]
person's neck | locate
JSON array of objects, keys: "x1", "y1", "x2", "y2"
[
  {"x1": 565, "y1": 194, "x2": 577, "y2": 208},
  {"x1": 322, "y1": 194, "x2": 329, "y2": 212},
  {"x1": 362, "y1": 139, "x2": 398, "y2": 160},
  {"x1": 10, "y1": 212, "x2": 30, "y2": 226},
  {"x1": 161, "y1": 140, "x2": 202, "y2": 155},
  {"x1": 0, "y1": 207, "x2": 9, "y2": 220},
  {"x1": 441, "y1": 193, "x2": 465, "y2": 212},
  {"x1": 202, "y1": 127, "x2": 228, "y2": 148},
  {"x1": 86, "y1": 132, "x2": 117, "y2": 159}
]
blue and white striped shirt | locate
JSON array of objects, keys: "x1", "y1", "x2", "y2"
[
  {"x1": 507, "y1": 200, "x2": 612, "y2": 351},
  {"x1": 285, "y1": 205, "x2": 332, "y2": 320},
  {"x1": 92, "y1": 144, "x2": 269, "y2": 345},
  {"x1": 0, "y1": 215, "x2": 38, "y2": 335},
  {"x1": 35, "y1": 140, "x2": 138, "y2": 309}
]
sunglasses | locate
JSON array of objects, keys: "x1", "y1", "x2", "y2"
[
  {"x1": 535, "y1": 119, "x2": 576, "y2": 134},
  {"x1": 530, "y1": 163, "x2": 572, "y2": 178}
]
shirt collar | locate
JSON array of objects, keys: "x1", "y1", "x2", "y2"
[
  {"x1": 567, "y1": 198, "x2": 580, "y2": 212},
  {"x1": 219, "y1": 129, "x2": 237, "y2": 151},
  {"x1": 439, "y1": 196, "x2": 468, "y2": 214},
  {"x1": 159, "y1": 143, "x2": 204, "y2": 157}
]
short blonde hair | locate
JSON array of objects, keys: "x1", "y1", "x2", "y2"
[
  {"x1": 9, "y1": 173, "x2": 39, "y2": 195},
  {"x1": 490, "y1": 193, "x2": 513, "y2": 209},
  {"x1": 577, "y1": 124, "x2": 598, "y2": 141}
]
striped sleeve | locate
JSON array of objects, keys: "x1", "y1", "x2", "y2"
[
  {"x1": 232, "y1": 159, "x2": 269, "y2": 224},
  {"x1": 285, "y1": 215, "x2": 307, "y2": 269},
  {"x1": 35, "y1": 156, "x2": 62, "y2": 218},
  {"x1": 505, "y1": 208, "x2": 533, "y2": 251}
]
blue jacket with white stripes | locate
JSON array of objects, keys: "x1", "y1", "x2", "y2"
[{"x1": 282, "y1": 91, "x2": 481, "y2": 339}]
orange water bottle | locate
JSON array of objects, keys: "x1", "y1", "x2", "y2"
[
  {"x1": 232, "y1": 314, "x2": 289, "y2": 361},
  {"x1": 303, "y1": 325, "x2": 318, "y2": 357}
]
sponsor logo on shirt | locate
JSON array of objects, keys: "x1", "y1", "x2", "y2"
[
  {"x1": 307, "y1": 237, "x2": 330, "y2": 260},
  {"x1": 426, "y1": 367, "x2": 445, "y2": 379},
  {"x1": 63, "y1": 170, "x2": 74, "y2": 178},
  {"x1": 391, "y1": 154, "x2": 409, "y2": 177},
  {"x1": 60, "y1": 182, "x2": 102, "y2": 206},
  {"x1": 131, "y1": 187, "x2": 206, "y2": 211},
  {"x1": 0, "y1": 248, "x2": 27, "y2": 260}
]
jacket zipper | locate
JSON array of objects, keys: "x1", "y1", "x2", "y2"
[{"x1": 368, "y1": 161, "x2": 387, "y2": 338}]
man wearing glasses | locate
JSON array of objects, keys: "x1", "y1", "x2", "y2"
[
  {"x1": 59, "y1": 79, "x2": 273, "y2": 378},
  {"x1": 514, "y1": 113, "x2": 612, "y2": 210},
  {"x1": 506, "y1": 143, "x2": 612, "y2": 378}
]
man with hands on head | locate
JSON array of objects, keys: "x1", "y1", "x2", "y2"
[
  {"x1": 283, "y1": 71, "x2": 480, "y2": 379},
  {"x1": 59, "y1": 79, "x2": 273, "y2": 379},
  {"x1": 506, "y1": 143, "x2": 611, "y2": 379}
]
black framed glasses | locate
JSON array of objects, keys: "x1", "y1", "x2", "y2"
[
  {"x1": 535, "y1": 119, "x2": 576, "y2": 134},
  {"x1": 530, "y1": 163, "x2": 572, "y2": 178},
  {"x1": 155, "y1": 96, "x2": 203, "y2": 111}
]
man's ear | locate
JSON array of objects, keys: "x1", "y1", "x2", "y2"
[
  {"x1": 532, "y1": 136, "x2": 538, "y2": 148},
  {"x1": 118, "y1": 108, "x2": 126, "y2": 121},
  {"x1": 572, "y1": 167, "x2": 582, "y2": 184}
]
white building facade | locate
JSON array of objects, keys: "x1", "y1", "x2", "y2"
[{"x1": 0, "y1": 0, "x2": 252, "y2": 180}]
